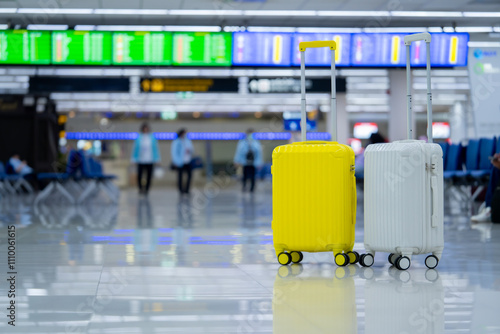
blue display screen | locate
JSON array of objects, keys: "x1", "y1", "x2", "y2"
[
  {"x1": 351, "y1": 33, "x2": 469, "y2": 67},
  {"x1": 283, "y1": 119, "x2": 317, "y2": 132},
  {"x1": 350, "y1": 33, "x2": 407, "y2": 66},
  {"x1": 292, "y1": 33, "x2": 351, "y2": 66},
  {"x1": 232, "y1": 32, "x2": 292, "y2": 66},
  {"x1": 410, "y1": 33, "x2": 469, "y2": 67}
]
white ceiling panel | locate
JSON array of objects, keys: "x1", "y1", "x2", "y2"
[
  {"x1": 101, "y1": 0, "x2": 141, "y2": 9},
  {"x1": 0, "y1": 0, "x2": 499, "y2": 27},
  {"x1": 62, "y1": 0, "x2": 101, "y2": 8},
  {"x1": 0, "y1": 1, "x2": 17, "y2": 8},
  {"x1": 142, "y1": 0, "x2": 184, "y2": 9}
]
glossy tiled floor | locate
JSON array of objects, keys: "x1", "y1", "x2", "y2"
[{"x1": 0, "y1": 183, "x2": 499, "y2": 333}]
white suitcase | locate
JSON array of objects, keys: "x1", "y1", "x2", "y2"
[{"x1": 360, "y1": 33, "x2": 444, "y2": 270}]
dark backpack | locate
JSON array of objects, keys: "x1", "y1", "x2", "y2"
[{"x1": 246, "y1": 144, "x2": 255, "y2": 165}]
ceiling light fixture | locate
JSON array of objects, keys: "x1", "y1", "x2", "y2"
[
  {"x1": 463, "y1": 12, "x2": 500, "y2": 17},
  {"x1": 247, "y1": 26, "x2": 296, "y2": 32},
  {"x1": 363, "y1": 27, "x2": 427, "y2": 33},
  {"x1": 169, "y1": 9, "x2": 243, "y2": 15},
  {"x1": 455, "y1": 26, "x2": 494, "y2": 32},
  {"x1": 244, "y1": 10, "x2": 317, "y2": 16},
  {"x1": 318, "y1": 11, "x2": 390, "y2": 17},
  {"x1": 163, "y1": 25, "x2": 221, "y2": 32},
  {"x1": 95, "y1": 25, "x2": 163, "y2": 31},
  {"x1": 27, "y1": 24, "x2": 68, "y2": 30},
  {"x1": 74, "y1": 25, "x2": 96, "y2": 31},
  {"x1": 468, "y1": 41, "x2": 500, "y2": 47},
  {"x1": 296, "y1": 27, "x2": 363, "y2": 33},
  {"x1": 94, "y1": 9, "x2": 168, "y2": 15},
  {"x1": 391, "y1": 11, "x2": 462, "y2": 17},
  {"x1": 18, "y1": 8, "x2": 94, "y2": 14}
]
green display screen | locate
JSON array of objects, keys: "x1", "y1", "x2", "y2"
[
  {"x1": 0, "y1": 30, "x2": 51, "y2": 64},
  {"x1": 172, "y1": 32, "x2": 232, "y2": 66},
  {"x1": 52, "y1": 31, "x2": 112, "y2": 65},
  {"x1": 112, "y1": 31, "x2": 172, "y2": 65}
]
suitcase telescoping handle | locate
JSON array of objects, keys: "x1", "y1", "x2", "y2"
[
  {"x1": 404, "y1": 32, "x2": 433, "y2": 143},
  {"x1": 299, "y1": 41, "x2": 336, "y2": 142}
]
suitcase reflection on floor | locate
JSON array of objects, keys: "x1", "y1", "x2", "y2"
[
  {"x1": 273, "y1": 264, "x2": 358, "y2": 334},
  {"x1": 364, "y1": 268, "x2": 444, "y2": 334}
]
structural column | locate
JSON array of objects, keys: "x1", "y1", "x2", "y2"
[
  {"x1": 327, "y1": 92, "x2": 348, "y2": 144},
  {"x1": 389, "y1": 69, "x2": 413, "y2": 141}
]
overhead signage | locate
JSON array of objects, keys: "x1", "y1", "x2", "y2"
[
  {"x1": 292, "y1": 33, "x2": 351, "y2": 66},
  {"x1": 468, "y1": 47, "x2": 500, "y2": 138},
  {"x1": 29, "y1": 77, "x2": 129, "y2": 93},
  {"x1": 172, "y1": 32, "x2": 232, "y2": 66},
  {"x1": 0, "y1": 30, "x2": 51, "y2": 64},
  {"x1": 112, "y1": 31, "x2": 173, "y2": 65},
  {"x1": 248, "y1": 77, "x2": 346, "y2": 93},
  {"x1": 0, "y1": 29, "x2": 470, "y2": 68},
  {"x1": 351, "y1": 33, "x2": 469, "y2": 67},
  {"x1": 52, "y1": 31, "x2": 112, "y2": 65},
  {"x1": 140, "y1": 78, "x2": 239, "y2": 92},
  {"x1": 232, "y1": 32, "x2": 292, "y2": 66}
]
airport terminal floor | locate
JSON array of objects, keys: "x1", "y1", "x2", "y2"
[{"x1": 0, "y1": 185, "x2": 499, "y2": 333}]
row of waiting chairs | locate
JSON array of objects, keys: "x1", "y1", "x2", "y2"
[
  {"x1": 439, "y1": 137, "x2": 499, "y2": 210},
  {"x1": 28, "y1": 150, "x2": 119, "y2": 205},
  {"x1": 440, "y1": 137, "x2": 498, "y2": 183},
  {"x1": 0, "y1": 161, "x2": 35, "y2": 195}
]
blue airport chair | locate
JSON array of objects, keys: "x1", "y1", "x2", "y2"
[
  {"x1": 0, "y1": 161, "x2": 34, "y2": 194},
  {"x1": 5, "y1": 161, "x2": 35, "y2": 194},
  {"x1": 443, "y1": 143, "x2": 463, "y2": 180},
  {"x1": 77, "y1": 152, "x2": 119, "y2": 204},
  {"x1": 34, "y1": 150, "x2": 85, "y2": 205},
  {"x1": 469, "y1": 137, "x2": 496, "y2": 179},
  {"x1": 0, "y1": 162, "x2": 17, "y2": 195},
  {"x1": 438, "y1": 142, "x2": 449, "y2": 169},
  {"x1": 454, "y1": 139, "x2": 480, "y2": 179}
]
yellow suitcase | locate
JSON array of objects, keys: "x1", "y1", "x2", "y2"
[{"x1": 272, "y1": 40, "x2": 357, "y2": 267}]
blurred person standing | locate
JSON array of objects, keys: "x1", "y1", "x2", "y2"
[
  {"x1": 9, "y1": 153, "x2": 34, "y2": 175},
  {"x1": 131, "y1": 122, "x2": 160, "y2": 196},
  {"x1": 234, "y1": 129, "x2": 263, "y2": 193},
  {"x1": 171, "y1": 128, "x2": 194, "y2": 195},
  {"x1": 355, "y1": 132, "x2": 386, "y2": 177}
]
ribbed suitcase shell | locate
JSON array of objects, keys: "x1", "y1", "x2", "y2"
[
  {"x1": 364, "y1": 272, "x2": 444, "y2": 334},
  {"x1": 273, "y1": 271, "x2": 357, "y2": 333},
  {"x1": 272, "y1": 141, "x2": 356, "y2": 257},
  {"x1": 364, "y1": 140, "x2": 444, "y2": 258}
]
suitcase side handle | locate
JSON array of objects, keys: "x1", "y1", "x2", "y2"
[
  {"x1": 405, "y1": 32, "x2": 433, "y2": 143},
  {"x1": 431, "y1": 175, "x2": 439, "y2": 227},
  {"x1": 300, "y1": 41, "x2": 337, "y2": 143}
]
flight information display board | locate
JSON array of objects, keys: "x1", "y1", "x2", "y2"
[
  {"x1": 52, "y1": 31, "x2": 112, "y2": 65},
  {"x1": 232, "y1": 32, "x2": 292, "y2": 66},
  {"x1": 112, "y1": 31, "x2": 172, "y2": 65},
  {"x1": 350, "y1": 33, "x2": 407, "y2": 66},
  {"x1": 0, "y1": 30, "x2": 51, "y2": 64},
  {"x1": 351, "y1": 32, "x2": 469, "y2": 67},
  {"x1": 292, "y1": 33, "x2": 351, "y2": 66},
  {"x1": 172, "y1": 32, "x2": 232, "y2": 66},
  {"x1": 410, "y1": 33, "x2": 469, "y2": 67}
]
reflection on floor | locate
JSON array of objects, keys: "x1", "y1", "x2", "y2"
[{"x1": 0, "y1": 186, "x2": 499, "y2": 333}]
